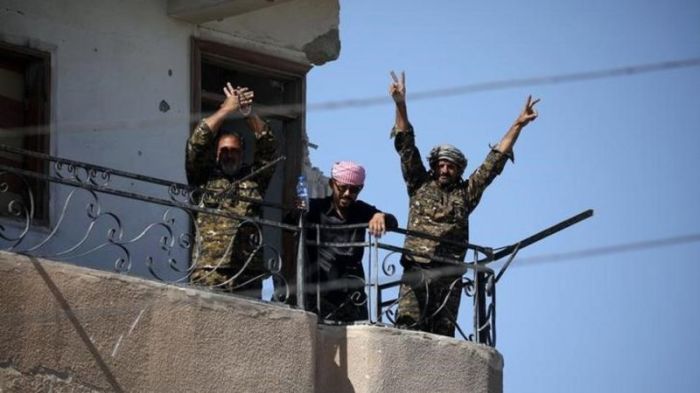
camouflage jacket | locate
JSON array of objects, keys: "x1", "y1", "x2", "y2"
[
  {"x1": 394, "y1": 126, "x2": 508, "y2": 264},
  {"x1": 186, "y1": 119, "x2": 277, "y2": 270}
]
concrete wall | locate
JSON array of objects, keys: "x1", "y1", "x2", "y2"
[
  {"x1": 199, "y1": 0, "x2": 340, "y2": 65},
  {"x1": 0, "y1": 252, "x2": 503, "y2": 393},
  {"x1": 318, "y1": 325, "x2": 503, "y2": 393},
  {"x1": 0, "y1": 251, "x2": 318, "y2": 393}
]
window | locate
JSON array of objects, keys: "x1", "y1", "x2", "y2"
[
  {"x1": 191, "y1": 39, "x2": 310, "y2": 296},
  {"x1": 0, "y1": 42, "x2": 50, "y2": 223}
]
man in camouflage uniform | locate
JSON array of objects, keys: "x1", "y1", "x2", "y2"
[
  {"x1": 186, "y1": 83, "x2": 277, "y2": 299},
  {"x1": 389, "y1": 71, "x2": 540, "y2": 336}
]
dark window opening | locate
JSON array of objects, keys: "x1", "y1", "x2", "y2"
[
  {"x1": 191, "y1": 39, "x2": 310, "y2": 302},
  {"x1": 0, "y1": 42, "x2": 50, "y2": 223}
]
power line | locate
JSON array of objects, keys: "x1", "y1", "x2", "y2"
[
  {"x1": 500, "y1": 233, "x2": 700, "y2": 267},
  {"x1": 309, "y1": 57, "x2": 700, "y2": 111},
  {"x1": 5, "y1": 57, "x2": 700, "y2": 139},
  {"x1": 2, "y1": 57, "x2": 700, "y2": 135},
  {"x1": 3, "y1": 57, "x2": 699, "y2": 135}
]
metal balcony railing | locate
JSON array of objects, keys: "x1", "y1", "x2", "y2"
[{"x1": 0, "y1": 144, "x2": 592, "y2": 346}]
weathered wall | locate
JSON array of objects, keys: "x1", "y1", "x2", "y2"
[
  {"x1": 0, "y1": 253, "x2": 503, "y2": 393},
  {"x1": 0, "y1": 0, "x2": 340, "y2": 277},
  {"x1": 0, "y1": 0, "x2": 197, "y2": 277},
  {"x1": 0, "y1": 251, "x2": 318, "y2": 392},
  {"x1": 199, "y1": 0, "x2": 340, "y2": 65},
  {"x1": 317, "y1": 325, "x2": 504, "y2": 393}
]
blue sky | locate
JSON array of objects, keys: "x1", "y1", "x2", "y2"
[{"x1": 305, "y1": 1, "x2": 700, "y2": 391}]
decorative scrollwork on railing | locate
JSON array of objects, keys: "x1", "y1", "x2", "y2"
[
  {"x1": 462, "y1": 275, "x2": 476, "y2": 297},
  {"x1": 167, "y1": 183, "x2": 191, "y2": 204},
  {"x1": 0, "y1": 171, "x2": 34, "y2": 246},
  {"x1": 168, "y1": 182, "x2": 252, "y2": 209},
  {"x1": 0, "y1": 144, "x2": 593, "y2": 347},
  {"x1": 54, "y1": 161, "x2": 112, "y2": 187},
  {"x1": 0, "y1": 145, "x2": 292, "y2": 305},
  {"x1": 381, "y1": 250, "x2": 400, "y2": 277},
  {"x1": 478, "y1": 272, "x2": 497, "y2": 346},
  {"x1": 316, "y1": 274, "x2": 367, "y2": 323},
  {"x1": 168, "y1": 183, "x2": 214, "y2": 206},
  {"x1": 371, "y1": 244, "x2": 497, "y2": 343}
]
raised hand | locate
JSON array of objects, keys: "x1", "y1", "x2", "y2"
[
  {"x1": 221, "y1": 82, "x2": 254, "y2": 114},
  {"x1": 389, "y1": 71, "x2": 406, "y2": 104},
  {"x1": 235, "y1": 85, "x2": 254, "y2": 116},
  {"x1": 515, "y1": 95, "x2": 540, "y2": 127}
]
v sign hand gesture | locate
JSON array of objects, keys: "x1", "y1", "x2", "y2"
[
  {"x1": 495, "y1": 95, "x2": 541, "y2": 156},
  {"x1": 389, "y1": 70, "x2": 410, "y2": 137},
  {"x1": 390, "y1": 71, "x2": 406, "y2": 103},
  {"x1": 515, "y1": 95, "x2": 540, "y2": 127}
]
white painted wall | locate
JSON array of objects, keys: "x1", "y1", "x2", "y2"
[{"x1": 0, "y1": 0, "x2": 339, "y2": 285}]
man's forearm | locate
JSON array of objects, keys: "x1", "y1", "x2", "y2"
[
  {"x1": 497, "y1": 95, "x2": 539, "y2": 155},
  {"x1": 186, "y1": 120, "x2": 216, "y2": 186},
  {"x1": 245, "y1": 113, "x2": 267, "y2": 137},
  {"x1": 383, "y1": 212, "x2": 399, "y2": 229},
  {"x1": 495, "y1": 121, "x2": 524, "y2": 156},
  {"x1": 203, "y1": 107, "x2": 233, "y2": 134},
  {"x1": 250, "y1": 112, "x2": 277, "y2": 192},
  {"x1": 394, "y1": 102, "x2": 410, "y2": 131}
]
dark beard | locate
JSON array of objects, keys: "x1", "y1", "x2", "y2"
[{"x1": 219, "y1": 160, "x2": 241, "y2": 176}]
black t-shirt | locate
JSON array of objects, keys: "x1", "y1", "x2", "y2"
[{"x1": 305, "y1": 197, "x2": 396, "y2": 278}]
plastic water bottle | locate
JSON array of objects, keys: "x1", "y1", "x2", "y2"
[{"x1": 296, "y1": 175, "x2": 309, "y2": 212}]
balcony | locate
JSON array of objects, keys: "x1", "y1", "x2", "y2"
[{"x1": 0, "y1": 145, "x2": 590, "y2": 392}]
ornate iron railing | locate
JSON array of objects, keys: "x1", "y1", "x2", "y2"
[
  {"x1": 0, "y1": 144, "x2": 295, "y2": 299},
  {"x1": 0, "y1": 144, "x2": 592, "y2": 346}
]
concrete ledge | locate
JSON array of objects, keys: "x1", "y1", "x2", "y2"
[
  {"x1": 0, "y1": 252, "x2": 503, "y2": 393},
  {"x1": 317, "y1": 324, "x2": 503, "y2": 393},
  {"x1": 167, "y1": 0, "x2": 295, "y2": 24},
  {"x1": 0, "y1": 252, "x2": 317, "y2": 392}
]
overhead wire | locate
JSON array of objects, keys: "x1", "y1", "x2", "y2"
[
  {"x1": 5, "y1": 57, "x2": 700, "y2": 266},
  {"x1": 495, "y1": 233, "x2": 700, "y2": 268},
  {"x1": 308, "y1": 57, "x2": 700, "y2": 110},
  {"x1": 3, "y1": 57, "x2": 700, "y2": 137},
  {"x1": 3, "y1": 57, "x2": 699, "y2": 270}
]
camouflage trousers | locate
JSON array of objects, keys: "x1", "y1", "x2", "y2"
[
  {"x1": 189, "y1": 221, "x2": 266, "y2": 299},
  {"x1": 395, "y1": 261, "x2": 464, "y2": 337}
]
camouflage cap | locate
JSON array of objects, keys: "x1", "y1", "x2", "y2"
[{"x1": 428, "y1": 144, "x2": 467, "y2": 172}]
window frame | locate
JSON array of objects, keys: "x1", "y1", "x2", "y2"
[
  {"x1": 190, "y1": 38, "x2": 311, "y2": 301},
  {"x1": 0, "y1": 41, "x2": 51, "y2": 226}
]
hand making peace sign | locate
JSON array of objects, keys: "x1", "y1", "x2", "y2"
[
  {"x1": 389, "y1": 70, "x2": 406, "y2": 104},
  {"x1": 515, "y1": 95, "x2": 540, "y2": 126}
]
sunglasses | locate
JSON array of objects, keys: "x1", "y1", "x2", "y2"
[{"x1": 333, "y1": 181, "x2": 363, "y2": 195}]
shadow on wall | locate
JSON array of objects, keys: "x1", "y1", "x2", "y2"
[
  {"x1": 29, "y1": 256, "x2": 126, "y2": 392},
  {"x1": 316, "y1": 325, "x2": 355, "y2": 393}
]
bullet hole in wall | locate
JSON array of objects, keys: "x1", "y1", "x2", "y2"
[{"x1": 159, "y1": 100, "x2": 170, "y2": 112}]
